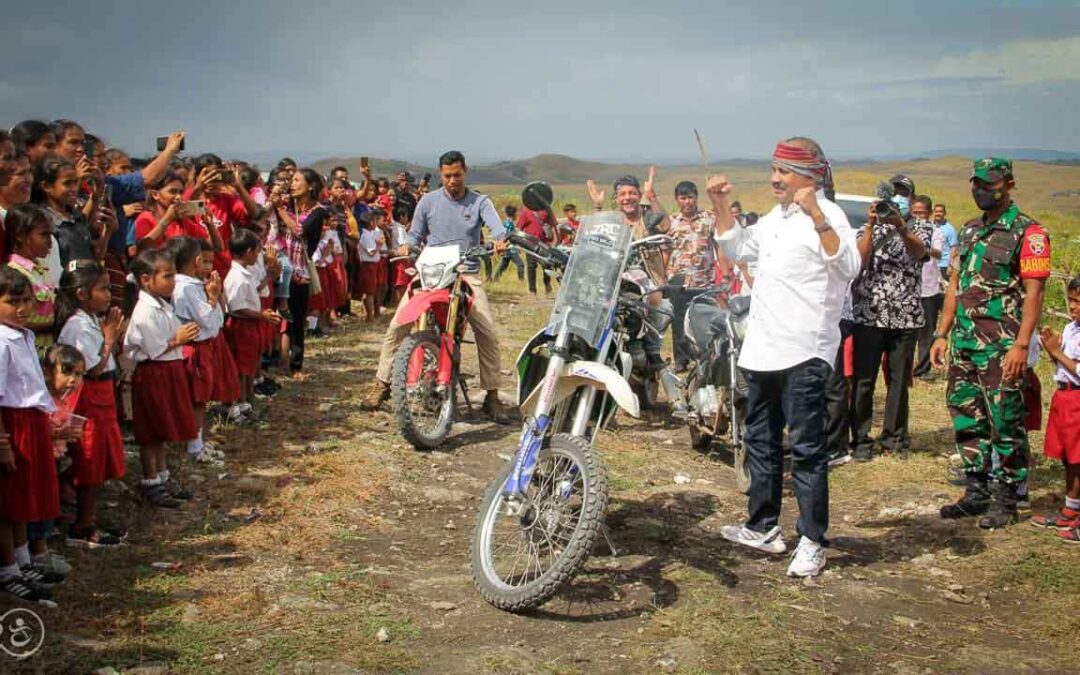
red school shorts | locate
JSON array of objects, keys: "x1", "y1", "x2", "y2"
[
  {"x1": 226, "y1": 317, "x2": 264, "y2": 377},
  {"x1": 1045, "y1": 387, "x2": 1080, "y2": 464}
]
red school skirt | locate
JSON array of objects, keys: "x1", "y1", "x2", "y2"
[
  {"x1": 356, "y1": 261, "x2": 379, "y2": 296},
  {"x1": 376, "y1": 257, "x2": 389, "y2": 291},
  {"x1": 1045, "y1": 387, "x2": 1080, "y2": 464},
  {"x1": 132, "y1": 360, "x2": 197, "y2": 446},
  {"x1": 394, "y1": 260, "x2": 415, "y2": 289},
  {"x1": 0, "y1": 407, "x2": 59, "y2": 522},
  {"x1": 226, "y1": 316, "x2": 263, "y2": 377},
  {"x1": 316, "y1": 265, "x2": 340, "y2": 310},
  {"x1": 71, "y1": 376, "x2": 125, "y2": 487},
  {"x1": 258, "y1": 296, "x2": 280, "y2": 353},
  {"x1": 186, "y1": 335, "x2": 241, "y2": 404}
]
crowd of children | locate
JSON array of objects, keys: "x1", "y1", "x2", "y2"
[
  {"x1": 0, "y1": 117, "x2": 1077, "y2": 606},
  {"x1": 0, "y1": 119, "x2": 431, "y2": 602}
]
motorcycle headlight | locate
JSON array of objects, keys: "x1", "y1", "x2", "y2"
[{"x1": 419, "y1": 263, "x2": 447, "y2": 289}]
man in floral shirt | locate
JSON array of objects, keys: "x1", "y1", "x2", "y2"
[
  {"x1": 850, "y1": 174, "x2": 931, "y2": 461},
  {"x1": 666, "y1": 180, "x2": 717, "y2": 371}
]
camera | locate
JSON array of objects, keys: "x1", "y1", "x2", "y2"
[
  {"x1": 157, "y1": 135, "x2": 184, "y2": 152},
  {"x1": 872, "y1": 181, "x2": 900, "y2": 219}
]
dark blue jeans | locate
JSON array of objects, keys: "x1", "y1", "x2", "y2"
[{"x1": 743, "y1": 358, "x2": 831, "y2": 544}]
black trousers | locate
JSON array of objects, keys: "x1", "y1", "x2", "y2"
[
  {"x1": 527, "y1": 256, "x2": 551, "y2": 294},
  {"x1": 825, "y1": 320, "x2": 854, "y2": 455},
  {"x1": 851, "y1": 324, "x2": 918, "y2": 453},
  {"x1": 495, "y1": 250, "x2": 525, "y2": 281},
  {"x1": 743, "y1": 358, "x2": 831, "y2": 544},
  {"x1": 669, "y1": 290, "x2": 693, "y2": 369},
  {"x1": 286, "y1": 283, "x2": 310, "y2": 372},
  {"x1": 913, "y1": 294, "x2": 943, "y2": 377}
]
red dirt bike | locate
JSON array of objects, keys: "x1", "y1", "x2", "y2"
[{"x1": 389, "y1": 243, "x2": 493, "y2": 449}]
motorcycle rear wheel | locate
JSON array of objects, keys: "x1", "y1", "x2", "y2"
[
  {"x1": 471, "y1": 434, "x2": 607, "y2": 613},
  {"x1": 391, "y1": 330, "x2": 456, "y2": 449}
]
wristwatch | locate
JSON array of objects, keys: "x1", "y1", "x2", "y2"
[{"x1": 814, "y1": 217, "x2": 832, "y2": 234}]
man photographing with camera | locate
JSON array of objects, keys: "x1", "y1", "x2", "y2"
[{"x1": 849, "y1": 175, "x2": 931, "y2": 462}]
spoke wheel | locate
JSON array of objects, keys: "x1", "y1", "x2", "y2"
[
  {"x1": 471, "y1": 434, "x2": 606, "y2": 612},
  {"x1": 391, "y1": 330, "x2": 456, "y2": 449}
]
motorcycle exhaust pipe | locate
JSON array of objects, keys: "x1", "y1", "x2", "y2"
[{"x1": 660, "y1": 368, "x2": 689, "y2": 419}]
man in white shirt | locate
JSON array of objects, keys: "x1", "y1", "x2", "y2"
[{"x1": 710, "y1": 137, "x2": 861, "y2": 577}]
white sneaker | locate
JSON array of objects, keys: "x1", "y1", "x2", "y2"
[
  {"x1": 201, "y1": 442, "x2": 225, "y2": 460},
  {"x1": 786, "y1": 536, "x2": 826, "y2": 577},
  {"x1": 190, "y1": 448, "x2": 224, "y2": 467},
  {"x1": 720, "y1": 524, "x2": 786, "y2": 554},
  {"x1": 31, "y1": 551, "x2": 71, "y2": 576}
]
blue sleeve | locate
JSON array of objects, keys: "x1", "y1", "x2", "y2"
[
  {"x1": 407, "y1": 199, "x2": 428, "y2": 247},
  {"x1": 106, "y1": 172, "x2": 145, "y2": 206}
]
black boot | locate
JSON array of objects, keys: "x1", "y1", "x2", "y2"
[
  {"x1": 940, "y1": 474, "x2": 991, "y2": 519},
  {"x1": 979, "y1": 482, "x2": 1019, "y2": 530}
]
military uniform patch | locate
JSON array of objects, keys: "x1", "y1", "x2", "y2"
[{"x1": 1026, "y1": 232, "x2": 1046, "y2": 255}]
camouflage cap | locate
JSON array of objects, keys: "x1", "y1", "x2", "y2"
[{"x1": 971, "y1": 157, "x2": 1012, "y2": 182}]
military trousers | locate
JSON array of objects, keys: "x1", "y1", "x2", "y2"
[{"x1": 946, "y1": 347, "x2": 1029, "y2": 484}]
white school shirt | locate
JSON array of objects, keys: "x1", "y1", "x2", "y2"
[
  {"x1": 358, "y1": 228, "x2": 382, "y2": 263},
  {"x1": 125, "y1": 291, "x2": 186, "y2": 362},
  {"x1": 718, "y1": 192, "x2": 861, "y2": 372},
  {"x1": 58, "y1": 309, "x2": 117, "y2": 373},
  {"x1": 314, "y1": 230, "x2": 341, "y2": 267},
  {"x1": 391, "y1": 222, "x2": 410, "y2": 250},
  {"x1": 224, "y1": 260, "x2": 262, "y2": 314},
  {"x1": 0, "y1": 324, "x2": 56, "y2": 413},
  {"x1": 172, "y1": 274, "x2": 224, "y2": 341},
  {"x1": 1055, "y1": 322, "x2": 1080, "y2": 386}
]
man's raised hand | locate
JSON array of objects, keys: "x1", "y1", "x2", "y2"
[{"x1": 586, "y1": 180, "x2": 605, "y2": 209}]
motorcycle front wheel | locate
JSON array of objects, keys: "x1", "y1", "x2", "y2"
[
  {"x1": 391, "y1": 330, "x2": 456, "y2": 449},
  {"x1": 470, "y1": 434, "x2": 607, "y2": 613}
]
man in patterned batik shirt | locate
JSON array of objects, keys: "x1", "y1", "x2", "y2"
[
  {"x1": 665, "y1": 180, "x2": 719, "y2": 371},
  {"x1": 849, "y1": 174, "x2": 932, "y2": 462}
]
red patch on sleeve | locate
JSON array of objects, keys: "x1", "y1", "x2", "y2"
[{"x1": 1019, "y1": 223, "x2": 1051, "y2": 279}]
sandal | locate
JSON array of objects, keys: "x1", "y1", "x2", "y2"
[
  {"x1": 1058, "y1": 527, "x2": 1080, "y2": 544},
  {"x1": 141, "y1": 483, "x2": 182, "y2": 509},
  {"x1": 0, "y1": 575, "x2": 52, "y2": 601},
  {"x1": 1030, "y1": 508, "x2": 1080, "y2": 530}
]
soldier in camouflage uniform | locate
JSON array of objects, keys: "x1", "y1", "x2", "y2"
[{"x1": 930, "y1": 158, "x2": 1051, "y2": 528}]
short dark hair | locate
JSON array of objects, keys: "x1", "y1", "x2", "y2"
[
  {"x1": 4, "y1": 203, "x2": 50, "y2": 255},
  {"x1": 277, "y1": 157, "x2": 297, "y2": 170},
  {"x1": 229, "y1": 228, "x2": 261, "y2": 258},
  {"x1": 674, "y1": 181, "x2": 698, "y2": 198},
  {"x1": 563, "y1": 204, "x2": 576, "y2": 212},
  {"x1": 49, "y1": 119, "x2": 83, "y2": 140},
  {"x1": 103, "y1": 148, "x2": 129, "y2": 167},
  {"x1": 43, "y1": 343, "x2": 85, "y2": 375},
  {"x1": 1068, "y1": 275, "x2": 1080, "y2": 295},
  {"x1": 0, "y1": 265, "x2": 30, "y2": 299},
  {"x1": 10, "y1": 120, "x2": 52, "y2": 151},
  {"x1": 913, "y1": 194, "x2": 933, "y2": 210},
  {"x1": 730, "y1": 200, "x2": 742, "y2": 210},
  {"x1": 438, "y1": 150, "x2": 466, "y2": 168},
  {"x1": 130, "y1": 249, "x2": 173, "y2": 288},
  {"x1": 935, "y1": 203, "x2": 947, "y2": 213},
  {"x1": 504, "y1": 205, "x2": 517, "y2": 218},
  {"x1": 331, "y1": 165, "x2": 348, "y2": 175},
  {"x1": 169, "y1": 236, "x2": 204, "y2": 272},
  {"x1": 193, "y1": 153, "x2": 223, "y2": 176}
]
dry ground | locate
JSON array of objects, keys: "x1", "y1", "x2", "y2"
[{"x1": 8, "y1": 276, "x2": 1080, "y2": 674}]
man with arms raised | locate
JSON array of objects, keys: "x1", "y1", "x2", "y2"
[
  {"x1": 712, "y1": 138, "x2": 861, "y2": 577},
  {"x1": 361, "y1": 151, "x2": 506, "y2": 421}
]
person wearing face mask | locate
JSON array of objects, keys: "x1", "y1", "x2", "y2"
[
  {"x1": 930, "y1": 158, "x2": 1050, "y2": 529},
  {"x1": 848, "y1": 174, "x2": 931, "y2": 462}
]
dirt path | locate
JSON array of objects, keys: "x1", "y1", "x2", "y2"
[{"x1": 24, "y1": 287, "x2": 1080, "y2": 674}]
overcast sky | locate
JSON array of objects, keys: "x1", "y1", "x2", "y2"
[{"x1": 3, "y1": 0, "x2": 1079, "y2": 163}]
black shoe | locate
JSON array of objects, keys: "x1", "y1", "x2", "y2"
[
  {"x1": 853, "y1": 445, "x2": 873, "y2": 462},
  {"x1": 979, "y1": 484, "x2": 1019, "y2": 529},
  {"x1": 19, "y1": 563, "x2": 65, "y2": 585},
  {"x1": 646, "y1": 353, "x2": 666, "y2": 373},
  {"x1": 482, "y1": 393, "x2": 509, "y2": 425},
  {"x1": 940, "y1": 475, "x2": 991, "y2": 519},
  {"x1": 0, "y1": 574, "x2": 52, "y2": 601}
]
